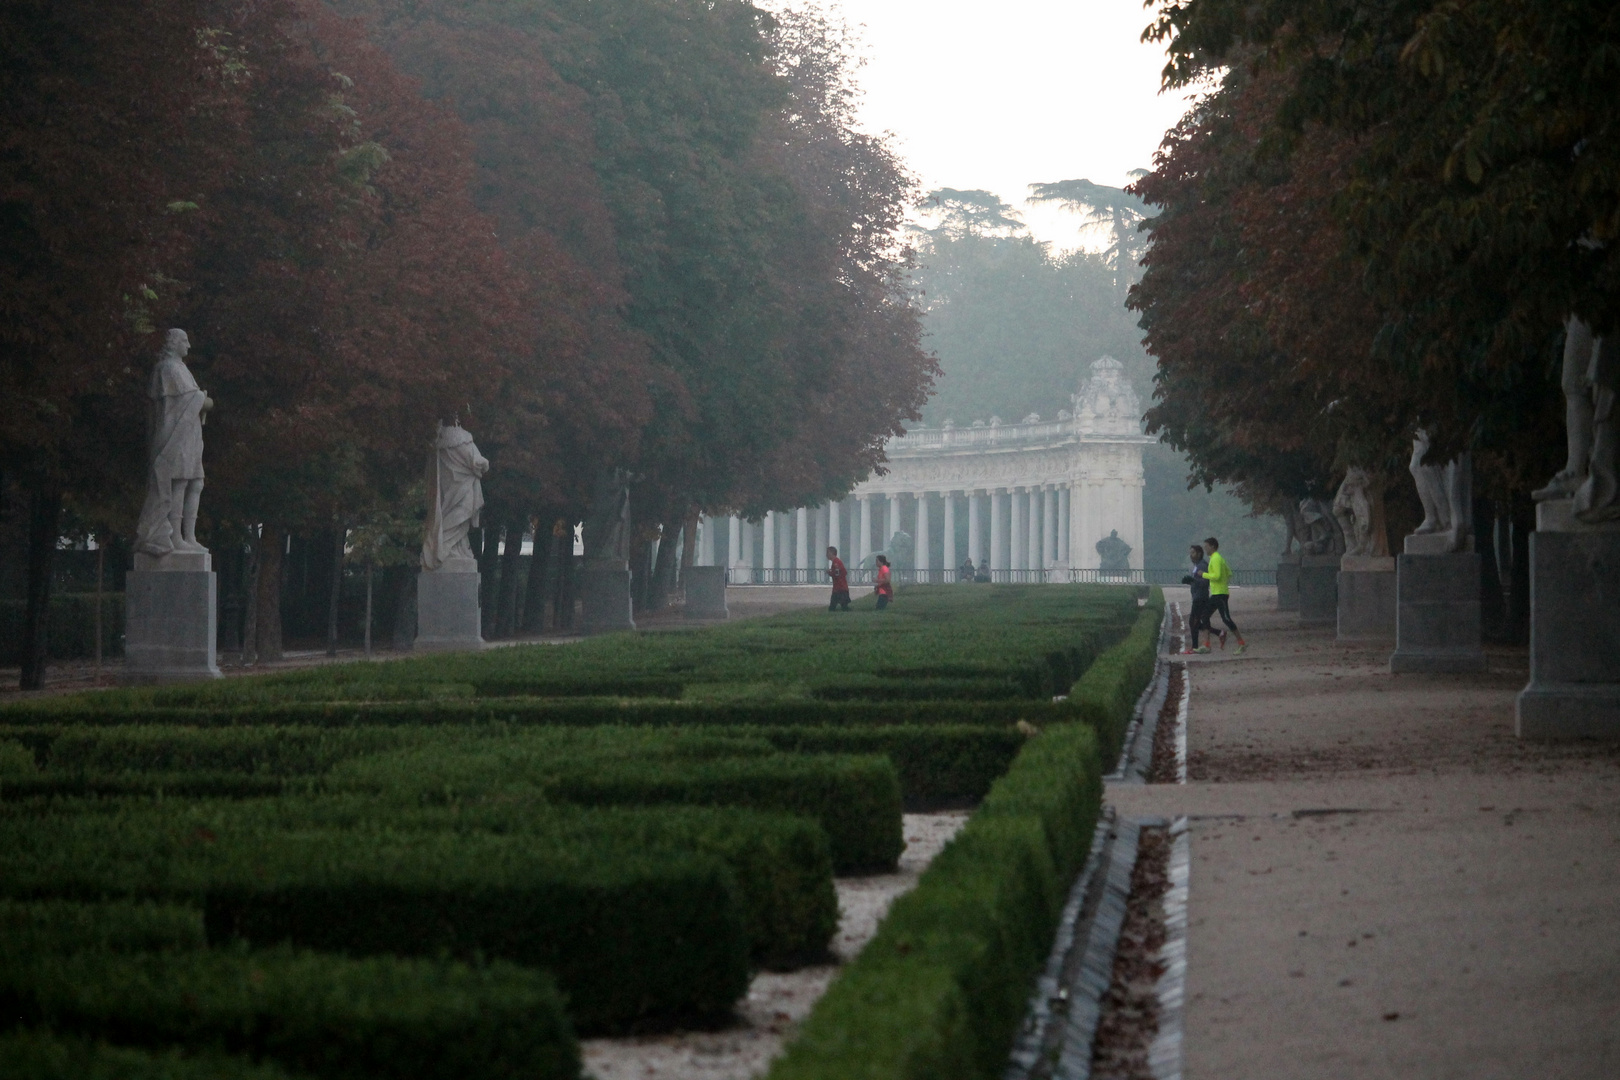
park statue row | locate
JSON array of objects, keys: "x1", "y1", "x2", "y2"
[
  {"x1": 122, "y1": 328, "x2": 640, "y2": 682},
  {"x1": 1272, "y1": 317, "x2": 1616, "y2": 738}
]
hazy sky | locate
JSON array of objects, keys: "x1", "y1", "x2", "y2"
[{"x1": 773, "y1": 0, "x2": 1199, "y2": 250}]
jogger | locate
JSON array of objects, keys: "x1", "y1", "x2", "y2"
[{"x1": 1200, "y1": 536, "x2": 1247, "y2": 653}]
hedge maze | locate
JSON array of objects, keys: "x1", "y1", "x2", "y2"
[{"x1": 0, "y1": 584, "x2": 1163, "y2": 1080}]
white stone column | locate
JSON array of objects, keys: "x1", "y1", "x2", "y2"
[
  {"x1": 829, "y1": 500, "x2": 842, "y2": 561},
  {"x1": 968, "y1": 493, "x2": 983, "y2": 566},
  {"x1": 1027, "y1": 487, "x2": 1042, "y2": 571},
  {"x1": 984, "y1": 488, "x2": 997, "y2": 573},
  {"x1": 763, "y1": 511, "x2": 778, "y2": 573},
  {"x1": 887, "y1": 494, "x2": 901, "y2": 551},
  {"x1": 858, "y1": 495, "x2": 872, "y2": 565},
  {"x1": 942, "y1": 493, "x2": 957, "y2": 577},
  {"x1": 815, "y1": 504, "x2": 829, "y2": 566},
  {"x1": 1010, "y1": 489, "x2": 1026, "y2": 572},
  {"x1": 1058, "y1": 487, "x2": 1071, "y2": 565},
  {"x1": 741, "y1": 519, "x2": 757, "y2": 581},
  {"x1": 796, "y1": 507, "x2": 810, "y2": 575},
  {"x1": 780, "y1": 513, "x2": 793, "y2": 575},
  {"x1": 1042, "y1": 487, "x2": 1057, "y2": 570},
  {"x1": 727, "y1": 516, "x2": 741, "y2": 568},
  {"x1": 915, "y1": 493, "x2": 930, "y2": 578}
]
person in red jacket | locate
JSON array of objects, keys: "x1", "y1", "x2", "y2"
[
  {"x1": 874, "y1": 554, "x2": 893, "y2": 610},
  {"x1": 827, "y1": 546, "x2": 851, "y2": 611}
]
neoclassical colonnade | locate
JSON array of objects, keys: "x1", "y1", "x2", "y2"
[{"x1": 696, "y1": 357, "x2": 1152, "y2": 582}]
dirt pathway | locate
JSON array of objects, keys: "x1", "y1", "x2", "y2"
[{"x1": 1109, "y1": 587, "x2": 1620, "y2": 1079}]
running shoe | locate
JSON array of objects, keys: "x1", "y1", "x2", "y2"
[
  {"x1": 1193, "y1": 646, "x2": 1211, "y2": 654},
  {"x1": 1236, "y1": 643, "x2": 1248, "y2": 654},
  {"x1": 1217, "y1": 630, "x2": 1227, "y2": 649}
]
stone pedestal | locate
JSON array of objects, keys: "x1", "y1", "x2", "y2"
[
  {"x1": 1337, "y1": 556, "x2": 1396, "y2": 642},
  {"x1": 1516, "y1": 526, "x2": 1620, "y2": 739},
  {"x1": 1297, "y1": 556, "x2": 1339, "y2": 627},
  {"x1": 684, "y1": 566, "x2": 729, "y2": 620},
  {"x1": 415, "y1": 559, "x2": 483, "y2": 652},
  {"x1": 122, "y1": 551, "x2": 221, "y2": 683},
  {"x1": 581, "y1": 560, "x2": 636, "y2": 634},
  {"x1": 1389, "y1": 551, "x2": 1486, "y2": 673},
  {"x1": 1276, "y1": 557, "x2": 1301, "y2": 611}
]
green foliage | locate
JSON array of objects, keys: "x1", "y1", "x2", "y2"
[
  {"x1": 0, "y1": 812, "x2": 749, "y2": 1033},
  {"x1": 0, "y1": 594, "x2": 123, "y2": 663},
  {"x1": 0, "y1": 1031, "x2": 295, "y2": 1080},
  {"x1": 1068, "y1": 588, "x2": 1165, "y2": 763},
  {"x1": 750, "y1": 725, "x2": 1027, "y2": 807},
  {"x1": 0, "y1": 945, "x2": 578, "y2": 1080},
  {"x1": 0, "y1": 898, "x2": 206, "y2": 955},
  {"x1": 765, "y1": 723, "x2": 1109, "y2": 1080}
]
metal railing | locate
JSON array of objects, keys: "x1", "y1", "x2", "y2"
[{"x1": 724, "y1": 567, "x2": 1276, "y2": 587}]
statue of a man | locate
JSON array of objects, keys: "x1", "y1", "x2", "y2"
[
  {"x1": 1332, "y1": 468, "x2": 1388, "y2": 557},
  {"x1": 1297, "y1": 497, "x2": 1344, "y2": 557},
  {"x1": 1538, "y1": 319, "x2": 1619, "y2": 521},
  {"x1": 583, "y1": 467, "x2": 632, "y2": 565},
  {"x1": 1096, "y1": 529, "x2": 1131, "y2": 572},
  {"x1": 135, "y1": 329, "x2": 213, "y2": 557},
  {"x1": 420, "y1": 421, "x2": 489, "y2": 570},
  {"x1": 1408, "y1": 430, "x2": 1472, "y2": 551}
]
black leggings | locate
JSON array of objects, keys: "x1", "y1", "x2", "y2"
[{"x1": 1209, "y1": 595, "x2": 1239, "y2": 634}]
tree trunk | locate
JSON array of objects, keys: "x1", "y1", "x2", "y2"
[
  {"x1": 646, "y1": 526, "x2": 681, "y2": 611},
  {"x1": 326, "y1": 524, "x2": 345, "y2": 656},
  {"x1": 474, "y1": 525, "x2": 499, "y2": 636},
  {"x1": 680, "y1": 511, "x2": 698, "y2": 576},
  {"x1": 255, "y1": 523, "x2": 286, "y2": 664},
  {"x1": 522, "y1": 515, "x2": 560, "y2": 634},
  {"x1": 241, "y1": 530, "x2": 260, "y2": 665},
  {"x1": 1476, "y1": 499, "x2": 1506, "y2": 640},
  {"x1": 1502, "y1": 494, "x2": 1534, "y2": 645},
  {"x1": 20, "y1": 479, "x2": 62, "y2": 690},
  {"x1": 556, "y1": 548, "x2": 577, "y2": 631},
  {"x1": 495, "y1": 516, "x2": 527, "y2": 638},
  {"x1": 392, "y1": 564, "x2": 417, "y2": 651}
]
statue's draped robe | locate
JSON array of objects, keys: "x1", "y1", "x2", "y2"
[
  {"x1": 421, "y1": 425, "x2": 489, "y2": 570},
  {"x1": 134, "y1": 357, "x2": 207, "y2": 555}
]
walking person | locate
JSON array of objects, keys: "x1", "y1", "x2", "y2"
[
  {"x1": 1200, "y1": 536, "x2": 1247, "y2": 653},
  {"x1": 1181, "y1": 543, "x2": 1211, "y2": 654},
  {"x1": 827, "y1": 546, "x2": 851, "y2": 611},
  {"x1": 873, "y1": 554, "x2": 893, "y2": 610}
]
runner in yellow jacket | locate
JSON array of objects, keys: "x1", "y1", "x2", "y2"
[{"x1": 1198, "y1": 536, "x2": 1247, "y2": 653}]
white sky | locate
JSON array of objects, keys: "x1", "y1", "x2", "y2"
[{"x1": 773, "y1": 0, "x2": 1199, "y2": 251}]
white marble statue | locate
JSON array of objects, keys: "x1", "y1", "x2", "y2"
[
  {"x1": 1535, "y1": 318, "x2": 1618, "y2": 521},
  {"x1": 420, "y1": 421, "x2": 489, "y2": 570},
  {"x1": 1408, "y1": 430, "x2": 1472, "y2": 552},
  {"x1": 135, "y1": 329, "x2": 213, "y2": 558},
  {"x1": 1297, "y1": 496, "x2": 1344, "y2": 557},
  {"x1": 1332, "y1": 468, "x2": 1388, "y2": 557}
]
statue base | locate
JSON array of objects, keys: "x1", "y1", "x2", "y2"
[
  {"x1": 1403, "y1": 532, "x2": 1474, "y2": 555},
  {"x1": 683, "y1": 566, "x2": 729, "y2": 620},
  {"x1": 1536, "y1": 497, "x2": 1620, "y2": 534},
  {"x1": 1276, "y1": 556, "x2": 1301, "y2": 611},
  {"x1": 1297, "y1": 555, "x2": 1339, "y2": 627},
  {"x1": 581, "y1": 561, "x2": 636, "y2": 634},
  {"x1": 1516, "y1": 530, "x2": 1620, "y2": 739},
  {"x1": 1337, "y1": 557, "x2": 1396, "y2": 642},
  {"x1": 416, "y1": 561, "x2": 484, "y2": 652},
  {"x1": 1389, "y1": 553, "x2": 1486, "y2": 673},
  {"x1": 122, "y1": 554, "x2": 221, "y2": 683}
]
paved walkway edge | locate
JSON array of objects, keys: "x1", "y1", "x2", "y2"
[
  {"x1": 1110, "y1": 603, "x2": 1175, "y2": 783},
  {"x1": 1148, "y1": 817, "x2": 1190, "y2": 1080}
]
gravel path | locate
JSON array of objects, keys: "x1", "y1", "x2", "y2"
[
  {"x1": 1110, "y1": 587, "x2": 1620, "y2": 1079},
  {"x1": 581, "y1": 811, "x2": 970, "y2": 1080}
]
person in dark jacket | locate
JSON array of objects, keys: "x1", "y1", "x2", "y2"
[{"x1": 1181, "y1": 544, "x2": 1211, "y2": 654}]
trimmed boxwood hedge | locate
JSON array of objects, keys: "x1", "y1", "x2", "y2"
[
  {"x1": 0, "y1": 814, "x2": 750, "y2": 1033},
  {"x1": 1066, "y1": 589, "x2": 1165, "y2": 764},
  {"x1": 0, "y1": 1031, "x2": 296, "y2": 1080},
  {"x1": 764, "y1": 591, "x2": 1163, "y2": 1080},
  {"x1": 0, "y1": 898, "x2": 205, "y2": 954},
  {"x1": 326, "y1": 738, "x2": 903, "y2": 874},
  {"x1": 745, "y1": 724, "x2": 1028, "y2": 807},
  {"x1": 0, "y1": 946, "x2": 578, "y2": 1080}
]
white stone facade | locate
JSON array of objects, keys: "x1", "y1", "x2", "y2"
[{"x1": 698, "y1": 357, "x2": 1152, "y2": 581}]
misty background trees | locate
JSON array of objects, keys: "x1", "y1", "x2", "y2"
[{"x1": 909, "y1": 188, "x2": 1283, "y2": 571}]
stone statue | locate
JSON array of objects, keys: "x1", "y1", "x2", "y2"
[
  {"x1": 583, "y1": 467, "x2": 632, "y2": 565},
  {"x1": 135, "y1": 329, "x2": 213, "y2": 558},
  {"x1": 1407, "y1": 430, "x2": 1472, "y2": 552},
  {"x1": 1332, "y1": 468, "x2": 1389, "y2": 557},
  {"x1": 1534, "y1": 318, "x2": 1618, "y2": 521},
  {"x1": 1297, "y1": 497, "x2": 1344, "y2": 557},
  {"x1": 420, "y1": 421, "x2": 489, "y2": 570},
  {"x1": 1096, "y1": 529, "x2": 1131, "y2": 571}
]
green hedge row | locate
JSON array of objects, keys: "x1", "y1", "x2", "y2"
[
  {"x1": 0, "y1": 945, "x2": 578, "y2": 1080},
  {"x1": 0, "y1": 697, "x2": 1094, "y2": 730},
  {"x1": 0, "y1": 812, "x2": 749, "y2": 1033},
  {"x1": 0, "y1": 898, "x2": 205, "y2": 954},
  {"x1": 1066, "y1": 589, "x2": 1165, "y2": 763},
  {"x1": 325, "y1": 737, "x2": 903, "y2": 873},
  {"x1": 4, "y1": 718, "x2": 1022, "y2": 810},
  {"x1": 0, "y1": 1031, "x2": 294, "y2": 1080},
  {"x1": 764, "y1": 591, "x2": 1163, "y2": 1080},
  {"x1": 19, "y1": 799, "x2": 835, "y2": 972}
]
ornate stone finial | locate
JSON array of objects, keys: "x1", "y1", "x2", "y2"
[
  {"x1": 942, "y1": 418, "x2": 956, "y2": 429},
  {"x1": 1076, "y1": 355, "x2": 1141, "y2": 437},
  {"x1": 971, "y1": 419, "x2": 986, "y2": 428},
  {"x1": 1022, "y1": 412, "x2": 1041, "y2": 424},
  {"x1": 989, "y1": 415, "x2": 1002, "y2": 427},
  {"x1": 134, "y1": 329, "x2": 213, "y2": 561}
]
